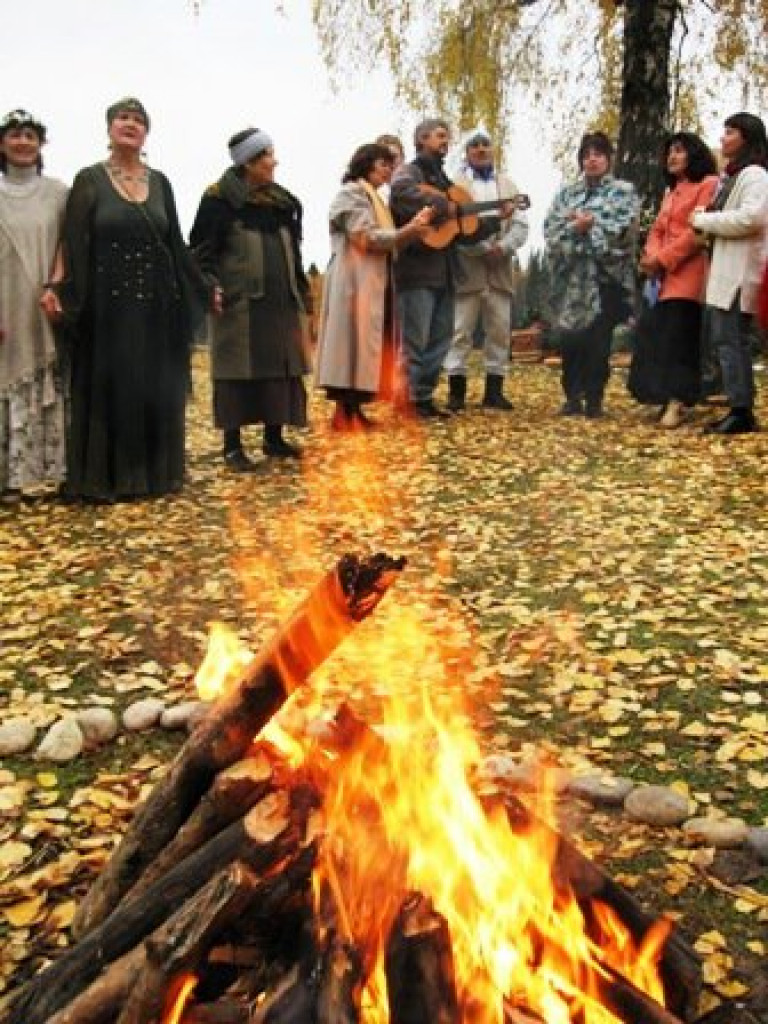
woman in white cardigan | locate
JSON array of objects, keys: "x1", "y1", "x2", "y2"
[
  {"x1": 691, "y1": 112, "x2": 768, "y2": 435},
  {"x1": 315, "y1": 143, "x2": 431, "y2": 431}
]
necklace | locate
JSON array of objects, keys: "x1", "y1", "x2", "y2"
[
  {"x1": 104, "y1": 161, "x2": 150, "y2": 202},
  {"x1": 105, "y1": 160, "x2": 149, "y2": 184}
]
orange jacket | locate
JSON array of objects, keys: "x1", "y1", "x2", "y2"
[{"x1": 644, "y1": 176, "x2": 718, "y2": 302}]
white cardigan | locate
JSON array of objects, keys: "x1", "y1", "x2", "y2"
[{"x1": 691, "y1": 165, "x2": 768, "y2": 313}]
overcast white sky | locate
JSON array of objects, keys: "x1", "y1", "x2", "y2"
[{"x1": 6, "y1": 0, "x2": 560, "y2": 264}]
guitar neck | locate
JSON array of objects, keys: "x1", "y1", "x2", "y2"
[{"x1": 458, "y1": 197, "x2": 522, "y2": 215}]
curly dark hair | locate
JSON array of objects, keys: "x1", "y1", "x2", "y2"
[
  {"x1": 577, "y1": 131, "x2": 614, "y2": 169},
  {"x1": 0, "y1": 109, "x2": 46, "y2": 174},
  {"x1": 662, "y1": 132, "x2": 717, "y2": 186},
  {"x1": 724, "y1": 111, "x2": 768, "y2": 170},
  {"x1": 342, "y1": 143, "x2": 395, "y2": 184}
]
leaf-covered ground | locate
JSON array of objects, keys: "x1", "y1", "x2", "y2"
[{"x1": 1, "y1": 350, "x2": 767, "y2": 1015}]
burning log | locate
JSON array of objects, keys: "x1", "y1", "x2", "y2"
[
  {"x1": 385, "y1": 893, "x2": 460, "y2": 1024},
  {"x1": 45, "y1": 862, "x2": 265, "y2": 1024},
  {"x1": 181, "y1": 1003, "x2": 250, "y2": 1024},
  {"x1": 127, "y1": 752, "x2": 278, "y2": 900},
  {"x1": 249, "y1": 932, "x2": 363, "y2": 1024},
  {"x1": 502, "y1": 795, "x2": 700, "y2": 1020},
  {"x1": 4, "y1": 791, "x2": 313, "y2": 1024},
  {"x1": 73, "y1": 553, "x2": 405, "y2": 939},
  {"x1": 315, "y1": 937, "x2": 363, "y2": 1024},
  {"x1": 595, "y1": 962, "x2": 689, "y2": 1024}
]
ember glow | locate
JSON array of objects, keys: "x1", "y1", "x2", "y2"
[{"x1": 162, "y1": 973, "x2": 197, "y2": 1024}]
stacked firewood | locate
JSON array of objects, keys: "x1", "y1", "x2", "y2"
[{"x1": 0, "y1": 553, "x2": 704, "y2": 1024}]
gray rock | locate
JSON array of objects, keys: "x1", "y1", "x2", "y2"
[
  {"x1": 624, "y1": 785, "x2": 690, "y2": 826},
  {"x1": 745, "y1": 827, "x2": 768, "y2": 863},
  {"x1": 160, "y1": 701, "x2": 206, "y2": 731},
  {"x1": 682, "y1": 817, "x2": 749, "y2": 849},
  {"x1": 0, "y1": 717, "x2": 37, "y2": 756},
  {"x1": 568, "y1": 775, "x2": 635, "y2": 807},
  {"x1": 77, "y1": 707, "x2": 119, "y2": 747},
  {"x1": 36, "y1": 718, "x2": 84, "y2": 763},
  {"x1": 122, "y1": 699, "x2": 166, "y2": 732}
]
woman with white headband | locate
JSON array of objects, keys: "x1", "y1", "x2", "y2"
[{"x1": 190, "y1": 127, "x2": 312, "y2": 468}]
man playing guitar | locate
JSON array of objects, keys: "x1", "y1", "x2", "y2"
[{"x1": 389, "y1": 118, "x2": 516, "y2": 418}]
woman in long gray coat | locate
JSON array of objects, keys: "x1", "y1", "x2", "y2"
[
  {"x1": 315, "y1": 143, "x2": 431, "y2": 431},
  {"x1": 190, "y1": 128, "x2": 312, "y2": 467}
]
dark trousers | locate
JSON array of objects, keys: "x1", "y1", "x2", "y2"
[
  {"x1": 560, "y1": 284, "x2": 627, "y2": 405},
  {"x1": 707, "y1": 297, "x2": 755, "y2": 409}
]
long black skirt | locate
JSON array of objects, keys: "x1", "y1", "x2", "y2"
[
  {"x1": 214, "y1": 378, "x2": 307, "y2": 430},
  {"x1": 628, "y1": 298, "x2": 703, "y2": 406}
]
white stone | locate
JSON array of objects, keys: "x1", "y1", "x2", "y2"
[
  {"x1": 0, "y1": 717, "x2": 37, "y2": 756},
  {"x1": 568, "y1": 775, "x2": 635, "y2": 806},
  {"x1": 746, "y1": 828, "x2": 768, "y2": 864},
  {"x1": 160, "y1": 702, "x2": 206, "y2": 731},
  {"x1": 624, "y1": 785, "x2": 690, "y2": 826},
  {"x1": 122, "y1": 699, "x2": 166, "y2": 732},
  {"x1": 480, "y1": 754, "x2": 570, "y2": 793},
  {"x1": 682, "y1": 817, "x2": 749, "y2": 849},
  {"x1": 77, "y1": 708, "x2": 119, "y2": 747},
  {"x1": 36, "y1": 718, "x2": 84, "y2": 763}
]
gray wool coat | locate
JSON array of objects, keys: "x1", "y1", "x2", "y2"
[{"x1": 190, "y1": 169, "x2": 311, "y2": 381}]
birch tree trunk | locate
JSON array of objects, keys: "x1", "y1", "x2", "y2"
[{"x1": 615, "y1": 0, "x2": 680, "y2": 217}]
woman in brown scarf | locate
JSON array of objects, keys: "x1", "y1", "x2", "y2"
[{"x1": 314, "y1": 143, "x2": 431, "y2": 432}]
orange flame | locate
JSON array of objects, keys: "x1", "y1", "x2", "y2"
[
  {"x1": 194, "y1": 621, "x2": 252, "y2": 701},
  {"x1": 193, "y1": 406, "x2": 670, "y2": 1023}
]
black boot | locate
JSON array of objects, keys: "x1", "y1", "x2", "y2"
[
  {"x1": 263, "y1": 424, "x2": 302, "y2": 459},
  {"x1": 703, "y1": 407, "x2": 758, "y2": 435},
  {"x1": 447, "y1": 375, "x2": 467, "y2": 412},
  {"x1": 223, "y1": 429, "x2": 262, "y2": 473},
  {"x1": 482, "y1": 374, "x2": 513, "y2": 410}
]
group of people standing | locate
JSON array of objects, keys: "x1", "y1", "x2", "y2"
[
  {"x1": 545, "y1": 114, "x2": 768, "y2": 434},
  {"x1": 1, "y1": 100, "x2": 206, "y2": 503},
  {"x1": 2, "y1": 103, "x2": 767, "y2": 505},
  {"x1": 315, "y1": 119, "x2": 529, "y2": 427}
]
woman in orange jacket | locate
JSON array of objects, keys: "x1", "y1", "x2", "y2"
[{"x1": 629, "y1": 133, "x2": 718, "y2": 427}]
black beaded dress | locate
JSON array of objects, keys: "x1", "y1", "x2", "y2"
[{"x1": 59, "y1": 164, "x2": 202, "y2": 501}]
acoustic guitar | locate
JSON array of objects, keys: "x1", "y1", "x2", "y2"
[{"x1": 418, "y1": 182, "x2": 531, "y2": 250}]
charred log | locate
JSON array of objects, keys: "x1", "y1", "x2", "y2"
[
  {"x1": 45, "y1": 862, "x2": 262, "y2": 1024},
  {"x1": 4, "y1": 792, "x2": 311, "y2": 1024},
  {"x1": 128, "y1": 752, "x2": 279, "y2": 900},
  {"x1": 502, "y1": 795, "x2": 700, "y2": 1020},
  {"x1": 385, "y1": 893, "x2": 460, "y2": 1024},
  {"x1": 73, "y1": 553, "x2": 404, "y2": 939},
  {"x1": 595, "y1": 962, "x2": 688, "y2": 1024}
]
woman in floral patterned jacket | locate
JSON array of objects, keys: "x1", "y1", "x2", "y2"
[{"x1": 544, "y1": 132, "x2": 639, "y2": 418}]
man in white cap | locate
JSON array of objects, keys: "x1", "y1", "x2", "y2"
[{"x1": 444, "y1": 131, "x2": 528, "y2": 411}]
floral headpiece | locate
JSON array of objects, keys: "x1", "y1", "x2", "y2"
[{"x1": 0, "y1": 109, "x2": 47, "y2": 141}]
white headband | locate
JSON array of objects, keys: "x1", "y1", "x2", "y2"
[{"x1": 230, "y1": 130, "x2": 273, "y2": 167}]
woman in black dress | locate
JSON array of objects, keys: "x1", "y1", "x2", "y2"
[
  {"x1": 56, "y1": 97, "x2": 204, "y2": 501},
  {"x1": 190, "y1": 128, "x2": 312, "y2": 470}
]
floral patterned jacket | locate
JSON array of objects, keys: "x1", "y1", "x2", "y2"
[{"x1": 543, "y1": 174, "x2": 639, "y2": 331}]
